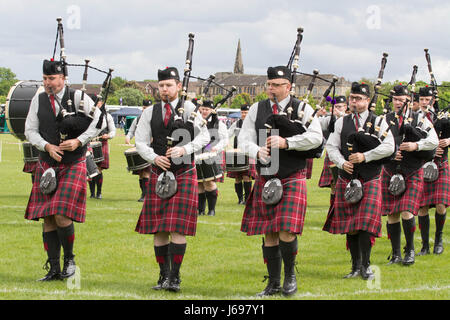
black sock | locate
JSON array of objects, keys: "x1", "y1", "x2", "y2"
[
  {"x1": 89, "y1": 180, "x2": 95, "y2": 196},
  {"x1": 96, "y1": 173, "x2": 103, "y2": 196},
  {"x1": 205, "y1": 189, "x2": 218, "y2": 212},
  {"x1": 279, "y1": 238, "x2": 298, "y2": 275},
  {"x1": 198, "y1": 192, "x2": 206, "y2": 213},
  {"x1": 154, "y1": 244, "x2": 170, "y2": 276},
  {"x1": 346, "y1": 233, "x2": 361, "y2": 268},
  {"x1": 435, "y1": 212, "x2": 446, "y2": 235},
  {"x1": 418, "y1": 215, "x2": 430, "y2": 247},
  {"x1": 387, "y1": 222, "x2": 402, "y2": 255},
  {"x1": 57, "y1": 223, "x2": 75, "y2": 259},
  {"x1": 402, "y1": 217, "x2": 416, "y2": 251},
  {"x1": 262, "y1": 244, "x2": 281, "y2": 283},
  {"x1": 169, "y1": 242, "x2": 187, "y2": 278},
  {"x1": 358, "y1": 231, "x2": 372, "y2": 267},
  {"x1": 243, "y1": 181, "x2": 252, "y2": 201},
  {"x1": 43, "y1": 230, "x2": 61, "y2": 260},
  {"x1": 234, "y1": 182, "x2": 243, "y2": 201},
  {"x1": 142, "y1": 178, "x2": 149, "y2": 196}
]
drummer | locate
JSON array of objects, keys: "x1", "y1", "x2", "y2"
[
  {"x1": 227, "y1": 104, "x2": 257, "y2": 204},
  {"x1": 88, "y1": 109, "x2": 116, "y2": 199},
  {"x1": 125, "y1": 99, "x2": 151, "y2": 202},
  {"x1": 196, "y1": 100, "x2": 229, "y2": 216}
]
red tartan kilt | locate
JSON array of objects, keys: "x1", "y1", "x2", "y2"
[
  {"x1": 324, "y1": 176, "x2": 383, "y2": 237},
  {"x1": 23, "y1": 161, "x2": 38, "y2": 174},
  {"x1": 97, "y1": 140, "x2": 110, "y2": 169},
  {"x1": 25, "y1": 158, "x2": 87, "y2": 223},
  {"x1": 421, "y1": 159, "x2": 450, "y2": 208},
  {"x1": 318, "y1": 155, "x2": 333, "y2": 188},
  {"x1": 241, "y1": 170, "x2": 307, "y2": 236},
  {"x1": 381, "y1": 167, "x2": 424, "y2": 216},
  {"x1": 135, "y1": 164, "x2": 198, "y2": 236}
]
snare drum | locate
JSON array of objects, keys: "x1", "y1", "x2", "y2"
[
  {"x1": 124, "y1": 147, "x2": 150, "y2": 172},
  {"x1": 225, "y1": 149, "x2": 249, "y2": 172},
  {"x1": 22, "y1": 142, "x2": 39, "y2": 163},
  {"x1": 5, "y1": 81, "x2": 44, "y2": 141},
  {"x1": 196, "y1": 152, "x2": 223, "y2": 182},
  {"x1": 86, "y1": 151, "x2": 100, "y2": 179},
  {"x1": 90, "y1": 141, "x2": 104, "y2": 163}
]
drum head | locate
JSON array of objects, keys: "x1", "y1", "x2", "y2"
[
  {"x1": 262, "y1": 178, "x2": 283, "y2": 205},
  {"x1": 156, "y1": 171, "x2": 177, "y2": 199},
  {"x1": 5, "y1": 81, "x2": 44, "y2": 141},
  {"x1": 388, "y1": 174, "x2": 406, "y2": 196},
  {"x1": 423, "y1": 161, "x2": 439, "y2": 182},
  {"x1": 344, "y1": 179, "x2": 363, "y2": 204}
]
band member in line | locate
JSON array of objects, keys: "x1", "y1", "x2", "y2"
[
  {"x1": 227, "y1": 104, "x2": 257, "y2": 204},
  {"x1": 24, "y1": 59, "x2": 103, "y2": 281},
  {"x1": 239, "y1": 66, "x2": 323, "y2": 296},
  {"x1": 417, "y1": 86, "x2": 449, "y2": 255},
  {"x1": 134, "y1": 67, "x2": 209, "y2": 292},
  {"x1": 324, "y1": 82, "x2": 395, "y2": 280},
  {"x1": 126, "y1": 99, "x2": 152, "y2": 202},
  {"x1": 88, "y1": 110, "x2": 116, "y2": 199},
  {"x1": 317, "y1": 96, "x2": 348, "y2": 213},
  {"x1": 196, "y1": 100, "x2": 228, "y2": 216},
  {"x1": 381, "y1": 85, "x2": 438, "y2": 266}
]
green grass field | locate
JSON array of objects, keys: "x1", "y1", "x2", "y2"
[{"x1": 0, "y1": 131, "x2": 448, "y2": 300}]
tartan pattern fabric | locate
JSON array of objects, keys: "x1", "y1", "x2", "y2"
[
  {"x1": 381, "y1": 167, "x2": 424, "y2": 216},
  {"x1": 135, "y1": 164, "x2": 198, "y2": 236},
  {"x1": 24, "y1": 158, "x2": 87, "y2": 223},
  {"x1": 421, "y1": 159, "x2": 450, "y2": 208},
  {"x1": 324, "y1": 176, "x2": 383, "y2": 237},
  {"x1": 318, "y1": 154, "x2": 333, "y2": 188},
  {"x1": 23, "y1": 161, "x2": 38, "y2": 174},
  {"x1": 241, "y1": 170, "x2": 307, "y2": 236},
  {"x1": 97, "y1": 140, "x2": 110, "y2": 169}
]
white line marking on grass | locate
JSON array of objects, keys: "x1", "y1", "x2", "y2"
[{"x1": 1, "y1": 284, "x2": 448, "y2": 300}]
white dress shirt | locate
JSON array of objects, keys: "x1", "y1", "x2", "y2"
[
  {"x1": 135, "y1": 98, "x2": 210, "y2": 164},
  {"x1": 238, "y1": 96, "x2": 323, "y2": 160},
  {"x1": 25, "y1": 87, "x2": 104, "y2": 151}
]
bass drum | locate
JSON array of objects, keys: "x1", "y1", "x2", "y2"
[{"x1": 5, "y1": 80, "x2": 44, "y2": 141}]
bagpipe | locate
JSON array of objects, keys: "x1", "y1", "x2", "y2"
[
  {"x1": 422, "y1": 49, "x2": 450, "y2": 182},
  {"x1": 51, "y1": 17, "x2": 113, "y2": 141}
]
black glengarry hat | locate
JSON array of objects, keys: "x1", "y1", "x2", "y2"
[
  {"x1": 393, "y1": 84, "x2": 410, "y2": 96},
  {"x1": 351, "y1": 82, "x2": 370, "y2": 97},
  {"x1": 43, "y1": 59, "x2": 64, "y2": 75},
  {"x1": 419, "y1": 86, "x2": 433, "y2": 97},
  {"x1": 267, "y1": 66, "x2": 291, "y2": 82},
  {"x1": 240, "y1": 104, "x2": 250, "y2": 111},
  {"x1": 158, "y1": 67, "x2": 180, "y2": 81},
  {"x1": 335, "y1": 96, "x2": 347, "y2": 104}
]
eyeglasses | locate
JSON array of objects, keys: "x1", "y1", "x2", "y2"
[
  {"x1": 349, "y1": 95, "x2": 366, "y2": 102},
  {"x1": 265, "y1": 82, "x2": 290, "y2": 88}
]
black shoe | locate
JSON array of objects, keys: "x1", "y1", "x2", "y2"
[
  {"x1": 37, "y1": 259, "x2": 61, "y2": 282},
  {"x1": 360, "y1": 265, "x2": 374, "y2": 280},
  {"x1": 61, "y1": 256, "x2": 76, "y2": 279},
  {"x1": 207, "y1": 210, "x2": 215, "y2": 216},
  {"x1": 387, "y1": 254, "x2": 403, "y2": 265},
  {"x1": 282, "y1": 273, "x2": 297, "y2": 296},
  {"x1": 417, "y1": 245, "x2": 430, "y2": 256},
  {"x1": 90, "y1": 194, "x2": 95, "y2": 199},
  {"x1": 152, "y1": 274, "x2": 169, "y2": 290},
  {"x1": 198, "y1": 210, "x2": 205, "y2": 216},
  {"x1": 343, "y1": 265, "x2": 361, "y2": 278},
  {"x1": 402, "y1": 249, "x2": 415, "y2": 266},
  {"x1": 433, "y1": 240, "x2": 444, "y2": 255},
  {"x1": 165, "y1": 276, "x2": 181, "y2": 292},
  {"x1": 96, "y1": 194, "x2": 102, "y2": 200},
  {"x1": 138, "y1": 196, "x2": 144, "y2": 202},
  {"x1": 257, "y1": 277, "x2": 281, "y2": 296}
]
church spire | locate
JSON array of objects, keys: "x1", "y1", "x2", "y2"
[{"x1": 234, "y1": 39, "x2": 244, "y2": 74}]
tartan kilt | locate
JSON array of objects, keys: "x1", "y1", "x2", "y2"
[
  {"x1": 135, "y1": 164, "x2": 198, "y2": 236},
  {"x1": 23, "y1": 161, "x2": 38, "y2": 174},
  {"x1": 24, "y1": 158, "x2": 87, "y2": 223},
  {"x1": 318, "y1": 154, "x2": 333, "y2": 188},
  {"x1": 381, "y1": 167, "x2": 424, "y2": 216},
  {"x1": 241, "y1": 170, "x2": 307, "y2": 236},
  {"x1": 323, "y1": 176, "x2": 383, "y2": 237},
  {"x1": 421, "y1": 159, "x2": 450, "y2": 208},
  {"x1": 97, "y1": 139, "x2": 110, "y2": 169}
]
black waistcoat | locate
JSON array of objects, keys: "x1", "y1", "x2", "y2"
[
  {"x1": 150, "y1": 102, "x2": 193, "y2": 172},
  {"x1": 338, "y1": 112, "x2": 382, "y2": 181},
  {"x1": 255, "y1": 98, "x2": 306, "y2": 179},
  {"x1": 384, "y1": 111, "x2": 426, "y2": 175},
  {"x1": 38, "y1": 89, "x2": 86, "y2": 165}
]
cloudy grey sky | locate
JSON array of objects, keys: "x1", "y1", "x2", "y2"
[{"x1": 1, "y1": 0, "x2": 449, "y2": 84}]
